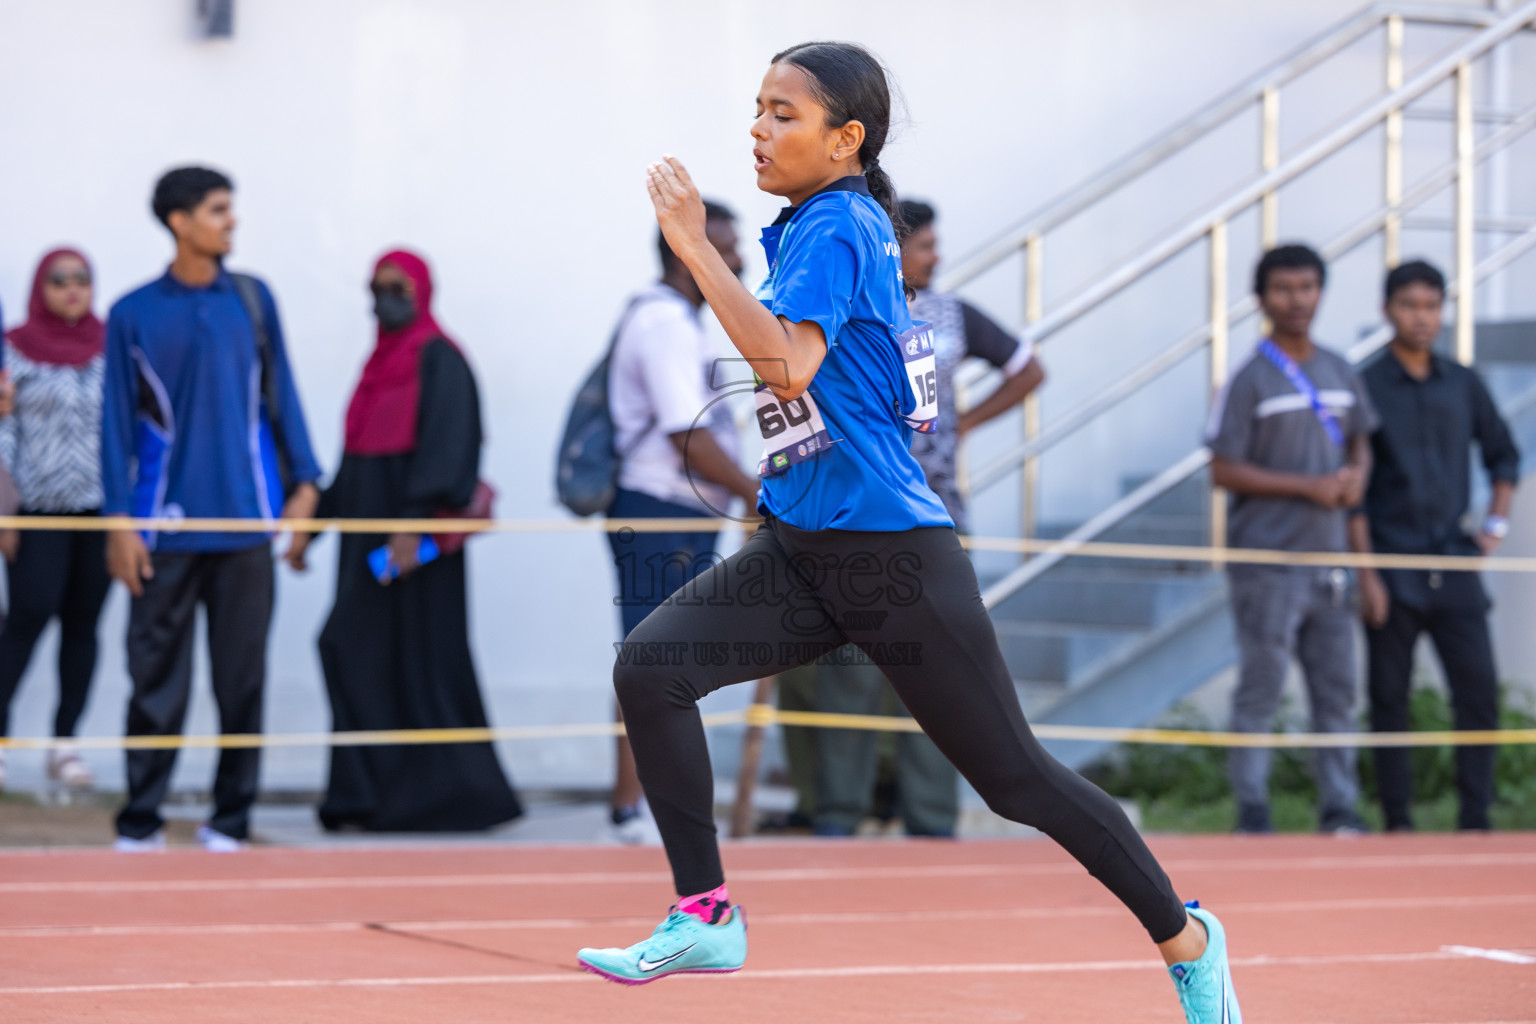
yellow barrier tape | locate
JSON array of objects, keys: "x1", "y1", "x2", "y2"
[
  {"x1": 0, "y1": 711, "x2": 744, "y2": 752},
  {"x1": 4, "y1": 707, "x2": 1534, "y2": 752},
  {"x1": 962, "y1": 536, "x2": 1536, "y2": 573},
  {"x1": 771, "y1": 710, "x2": 1536, "y2": 748},
  {"x1": 0, "y1": 515, "x2": 1532, "y2": 574}
]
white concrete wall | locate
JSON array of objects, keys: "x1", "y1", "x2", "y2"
[{"x1": 1, "y1": 0, "x2": 1528, "y2": 794}]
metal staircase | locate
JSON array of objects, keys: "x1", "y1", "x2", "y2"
[{"x1": 943, "y1": 1, "x2": 1536, "y2": 770}]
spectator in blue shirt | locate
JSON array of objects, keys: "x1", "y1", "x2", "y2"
[{"x1": 102, "y1": 166, "x2": 321, "y2": 852}]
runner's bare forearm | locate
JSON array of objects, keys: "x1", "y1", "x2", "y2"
[{"x1": 676, "y1": 242, "x2": 826, "y2": 401}]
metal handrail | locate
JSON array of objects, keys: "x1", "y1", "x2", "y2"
[
  {"x1": 952, "y1": 3, "x2": 1532, "y2": 537},
  {"x1": 981, "y1": 220, "x2": 1536, "y2": 608},
  {"x1": 965, "y1": 99, "x2": 1536, "y2": 494},
  {"x1": 1008, "y1": 3, "x2": 1533, "y2": 351},
  {"x1": 936, "y1": 1, "x2": 1503, "y2": 293}
]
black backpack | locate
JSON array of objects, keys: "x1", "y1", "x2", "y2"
[
  {"x1": 554, "y1": 298, "x2": 654, "y2": 516},
  {"x1": 230, "y1": 272, "x2": 295, "y2": 499}
]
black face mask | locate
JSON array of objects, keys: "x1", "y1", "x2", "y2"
[{"x1": 373, "y1": 292, "x2": 417, "y2": 332}]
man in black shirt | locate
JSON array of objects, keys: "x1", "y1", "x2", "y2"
[{"x1": 1349, "y1": 260, "x2": 1521, "y2": 831}]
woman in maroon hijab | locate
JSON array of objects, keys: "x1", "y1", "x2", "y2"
[
  {"x1": 0, "y1": 249, "x2": 112, "y2": 793},
  {"x1": 290, "y1": 250, "x2": 520, "y2": 831}
]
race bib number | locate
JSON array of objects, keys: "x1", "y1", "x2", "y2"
[
  {"x1": 901, "y1": 321, "x2": 939, "y2": 434},
  {"x1": 755, "y1": 383, "x2": 833, "y2": 477}
]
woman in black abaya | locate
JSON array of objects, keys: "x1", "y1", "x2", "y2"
[{"x1": 293, "y1": 249, "x2": 521, "y2": 831}]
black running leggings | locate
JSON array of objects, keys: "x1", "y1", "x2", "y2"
[{"x1": 613, "y1": 517, "x2": 1190, "y2": 943}]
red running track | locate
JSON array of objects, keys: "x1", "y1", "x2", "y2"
[{"x1": 1, "y1": 834, "x2": 1533, "y2": 1022}]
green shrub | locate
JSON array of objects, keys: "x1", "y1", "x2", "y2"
[
  {"x1": 1358, "y1": 688, "x2": 1536, "y2": 806},
  {"x1": 1085, "y1": 686, "x2": 1536, "y2": 830}
]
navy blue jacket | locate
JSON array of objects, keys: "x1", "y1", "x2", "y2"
[{"x1": 101, "y1": 268, "x2": 321, "y2": 552}]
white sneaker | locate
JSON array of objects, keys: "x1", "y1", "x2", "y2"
[
  {"x1": 197, "y1": 826, "x2": 245, "y2": 853},
  {"x1": 609, "y1": 803, "x2": 663, "y2": 846},
  {"x1": 48, "y1": 749, "x2": 95, "y2": 790},
  {"x1": 114, "y1": 830, "x2": 167, "y2": 853}
]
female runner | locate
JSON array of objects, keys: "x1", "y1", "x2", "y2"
[{"x1": 578, "y1": 40, "x2": 1241, "y2": 1022}]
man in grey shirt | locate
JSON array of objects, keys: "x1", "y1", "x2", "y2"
[{"x1": 1207, "y1": 244, "x2": 1378, "y2": 834}]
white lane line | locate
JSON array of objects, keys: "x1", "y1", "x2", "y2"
[
  {"x1": 4, "y1": 892, "x2": 1534, "y2": 939},
  {"x1": 0, "y1": 949, "x2": 1470, "y2": 996},
  {"x1": 1442, "y1": 945, "x2": 1536, "y2": 965},
  {"x1": 5, "y1": 851, "x2": 1535, "y2": 896}
]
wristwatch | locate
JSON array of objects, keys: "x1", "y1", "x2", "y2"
[{"x1": 1483, "y1": 515, "x2": 1510, "y2": 540}]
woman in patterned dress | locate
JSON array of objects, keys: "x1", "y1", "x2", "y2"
[{"x1": 0, "y1": 248, "x2": 111, "y2": 792}]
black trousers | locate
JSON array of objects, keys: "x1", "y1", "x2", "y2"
[
  {"x1": 1367, "y1": 598, "x2": 1500, "y2": 830},
  {"x1": 116, "y1": 544, "x2": 274, "y2": 840},
  {"x1": 614, "y1": 518, "x2": 1188, "y2": 943},
  {"x1": 0, "y1": 512, "x2": 111, "y2": 737}
]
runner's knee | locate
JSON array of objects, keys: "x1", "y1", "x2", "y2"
[{"x1": 612, "y1": 657, "x2": 697, "y2": 719}]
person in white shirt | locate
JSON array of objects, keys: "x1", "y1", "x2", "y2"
[{"x1": 605, "y1": 199, "x2": 760, "y2": 842}]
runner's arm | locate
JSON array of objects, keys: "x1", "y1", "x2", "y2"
[{"x1": 647, "y1": 156, "x2": 825, "y2": 402}]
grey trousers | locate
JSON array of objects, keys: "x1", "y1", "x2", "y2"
[
  {"x1": 813, "y1": 646, "x2": 960, "y2": 836},
  {"x1": 1227, "y1": 566, "x2": 1359, "y2": 814},
  {"x1": 775, "y1": 662, "x2": 820, "y2": 820}
]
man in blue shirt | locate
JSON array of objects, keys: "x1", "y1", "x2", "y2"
[{"x1": 102, "y1": 167, "x2": 321, "y2": 851}]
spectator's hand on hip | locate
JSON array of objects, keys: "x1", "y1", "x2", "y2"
[
  {"x1": 0, "y1": 529, "x2": 17, "y2": 563},
  {"x1": 1359, "y1": 568, "x2": 1390, "y2": 629},
  {"x1": 107, "y1": 530, "x2": 154, "y2": 598}
]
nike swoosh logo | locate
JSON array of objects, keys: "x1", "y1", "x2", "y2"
[{"x1": 637, "y1": 944, "x2": 695, "y2": 972}]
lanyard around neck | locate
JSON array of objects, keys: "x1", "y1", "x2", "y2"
[{"x1": 1258, "y1": 339, "x2": 1345, "y2": 448}]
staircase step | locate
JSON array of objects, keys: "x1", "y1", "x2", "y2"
[
  {"x1": 992, "y1": 621, "x2": 1139, "y2": 685},
  {"x1": 989, "y1": 573, "x2": 1218, "y2": 628},
  {"x1": 1036, "y1": 514, "x2": 1210, "y2": 548},
  {"x1": 1468, "y1": 320, "x2": 1536, "y2": 363},
  {"x1": 1483, "y1": 362, "x2": 1536, "y2": 405}
]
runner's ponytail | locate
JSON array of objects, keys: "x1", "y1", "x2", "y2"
[
  {"x1": 772, "y1": 42, "x2": 904, "y2": 236},
  {"x1": 862, "y1": 157, "x2": 901, "y2": 234}
]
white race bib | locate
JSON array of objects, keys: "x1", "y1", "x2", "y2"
[
  {"x1": 900, "y1": 321, "x2": 939, "y2": 434},
  {"x1": 755, "y1": 384, "x2": 833, "y2": 477}
]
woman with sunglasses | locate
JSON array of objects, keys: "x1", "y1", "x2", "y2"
[
  {"x1": 576, "y1": 42, "x2": 1241, "y2": 1022},
  {"x1": 0, "y1": 249, "x2": 111, "y2": 793},
  {"x1": 288, "y1": 250, "x2": 521, "y2": 833}
]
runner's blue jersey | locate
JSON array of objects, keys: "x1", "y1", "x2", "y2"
[{"x1": 753, "y1": 176, "x2": 953, "y2": 532}]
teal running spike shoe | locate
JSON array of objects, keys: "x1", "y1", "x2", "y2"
[
  {"x1": 1169, "y1": 903, "x2": 1242, "y2": 1023},
  {"x1": 578, "y1": 906, "x2": 747, "y2": 985}
]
